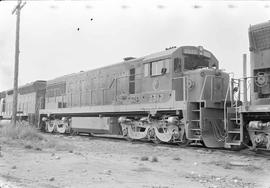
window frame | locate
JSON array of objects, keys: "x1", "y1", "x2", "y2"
[
  {"x1": 173, "y1": 58, "x2": 182, "y2": 73},
  {"x1": 144, "y1": 58, "x2": 170, "y2": 77},
  {"x1": 183, "y1": 55, "x2": 211, "y2": 71}
]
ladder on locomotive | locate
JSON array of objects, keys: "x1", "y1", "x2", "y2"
[
  {"x1": 225, "y1": 78, "x2": 243, "y2": 148},
  {"x1": 187, "y1": 102, "x2": 203, "y2": 141}
]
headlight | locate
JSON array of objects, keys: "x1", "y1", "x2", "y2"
[
  {"x1": 187, "y1": 79, "x2": 195, "y2": 89},
  {"x1": 255, "y1": 72, "x2": 268, "y2": 87}
]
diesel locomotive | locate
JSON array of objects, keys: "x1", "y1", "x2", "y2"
[
  {"x1": 40, "y1": 45, "x2": 232, "y2": 148},
  {"x1": 3, "y1": 21, "x2": 270, "y2": 151},
  {"x1": 233, "y1": 21, "x2": 270, "y2": 151},
  {"x1": 0, "y1": 81, "x2": 46, "y2": 125},
  {"x1": 0, "y1": 45, "x2": 238, "y2": 149}
]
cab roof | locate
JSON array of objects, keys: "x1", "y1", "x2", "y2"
[{"x1": 249, "y1": 21, "x2": 270, "y2": 31}]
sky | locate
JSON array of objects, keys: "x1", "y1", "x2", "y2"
[{"x1": 0, "y1": 0, "x2": 270, "y2": 91}]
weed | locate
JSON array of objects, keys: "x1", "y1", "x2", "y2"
[
  {"x1": 140, "y1": 156, "x2": 149, "y2": 161},
  {"x1": 173, "y1": 157, "x2": 181, "y2": 161},
  {"x1": 24, "y1": 144, "x2": 33, "y2": 149},
  {"x1": 0, "y1": 123, "x2": 44, "y2": 141},
  {"x1": 0, "y1": 122, "x2": 75, "y2": 152},
  {"x1": 35, "y1": 147, "x2": 42, "y2": 151},
  {"x1": 151, "y1": 156, "x2": 158, "y2": 162}
]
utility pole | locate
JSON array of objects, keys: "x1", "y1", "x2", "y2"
[{"x1": 11, "y1": 0, "x2": 26, "y2": 126}]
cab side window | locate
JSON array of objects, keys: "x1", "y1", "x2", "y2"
[
  {"x1": 1, "y1": 99, "x2": 5, "y2": 112},
  {"x1": 174, "y1": 58, "x2": 181, "y2": 73},
  {"x1": 144, "y1": 64, "x2": 149, "y2": 77},
  {"x1": 150, "y1": 61, "x2": 163, "y2": 76},
  {"x1": 148, "y1": 59, "x2": 170, "y2": 76}
]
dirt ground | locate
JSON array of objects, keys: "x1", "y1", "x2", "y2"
[{"x1": 0, "y1": 134, "x2": 270, "y2": 188}]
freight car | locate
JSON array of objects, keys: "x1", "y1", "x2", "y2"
[
  {"x1": 233, "y1": 21, "x2": 270, "y2": 151},
  {"x1": 38, "y1": 46, "x2": 233, "y2": 148},
  {"x1": 0, "y1": 81, "x2": 46, "y2": 125}
]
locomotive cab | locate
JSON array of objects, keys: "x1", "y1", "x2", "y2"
[
  {"x1": 139, "y1": 46, "x2": 230, "y2": 147},
  {"x1": 182, "y1": 46, "x2": 218, "y2": 70},
  {"x1": 173, "y1": 47, "x2": 229, "y2": 148},
  {"x1": 171, "y1": 46, "x2": 228, "y2": 104}
]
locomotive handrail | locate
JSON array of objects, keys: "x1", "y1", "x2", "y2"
[
  {"x1": 233, "y1": 76, "x2": 253, "y2": 107},
  {"x1": 223, "y1": 75, "x2": 233, "y2": 132},
  {"x1": 184, "y1": 76, "x2": 187, "y2": 101},
  {"x1": 235, "y1": 79, "x2": 240, "y2": 124},
  {"x1": 199, "y1": 75, "x2": 213, "y2": 100},
  {"x1": 224, "y1": 77, "x2": 243, "y2": 132}
]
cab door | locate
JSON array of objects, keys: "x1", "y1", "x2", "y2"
[{"x1": 172, "y1": 57, "x2": 184, "y2": 101}]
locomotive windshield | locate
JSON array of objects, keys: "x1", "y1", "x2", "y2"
[{"x1": 184, "y1": 55, "x2": 211, "y2": 70}]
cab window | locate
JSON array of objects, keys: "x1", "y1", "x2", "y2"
[
  {"x1": 174, "y1": 58, "x2": 181, "y2": 73},
  {"x1": 0, "y1": 98, "x2": 5, "y2": 112},
  {"x1": 144, "y1": 64, "x2": 149, "y2": 77},
  {"x1": 184, "y1": 56, "x2": 210, "y2": 70},
  {"x1": 147, "y1": 59, "x2": 169, "y2": 76}
]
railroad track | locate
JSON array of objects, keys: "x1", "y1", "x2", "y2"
[{"x1": 41, "y1": 130, "x2": 270, "y2": 158}]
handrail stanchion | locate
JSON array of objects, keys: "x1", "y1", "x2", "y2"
[
  {"x1": 224, "y1": 78, "x2": 231, "y2": 131},
  {"x1": 243, "y1": 54, "x2": 247, "y2": 109}
]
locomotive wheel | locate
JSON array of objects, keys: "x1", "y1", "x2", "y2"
[
  {"x1": 57, "y1": 123, "x2": 67, "y2": 134},
  {"x1": 47, "y1": 121, "x2": 55, "y2": 133},
  {"x1": 147, "y1": 128, "x2": 156, "y2": 140},
  {"x1": 40, "y1": 121, "x2": 47, "y2": 132},
  {"x1": 122, "y1": 127, "x2": 128, "y2": 137},
  {"x1": 122, "y1": 127, "x2": 133, "y2": 141},
  {"x1": 154, "y1": 126, "x2": 177, "y2": 143}
]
